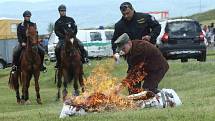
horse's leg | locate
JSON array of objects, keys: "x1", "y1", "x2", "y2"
[
  {"x1": 14, "y1": 72, "x2": 21, "y2": 104},
  {"x1": 62, "y1": 69, "x2": 68, "y2": 101},
  {"x1": 34, "y1": 71, "x2": 42, "y2": 104},
  {"x1": 21, "y1": 72, "x2": 27, "y2": 104},
  {"x1": 56, "y1": 69, "x2": 62, "y2": 101},
  {"x1": 79, "y1": 67, "x2": 85, "y2": 93},
  {"x1": 73, "y1": 70, "x2": 80, "y2": 96},
  {"x1": 24, "y1": 74, "x2": 32, "y2": 104}
]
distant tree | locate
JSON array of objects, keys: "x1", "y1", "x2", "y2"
[{"x1": 47, "y1": 22, "x2": 54, "y2": 34}]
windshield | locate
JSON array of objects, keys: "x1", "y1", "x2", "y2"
[{"x1": 167, "y1": 21, "x2": 201, "y2": 37}]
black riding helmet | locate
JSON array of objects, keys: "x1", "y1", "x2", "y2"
[
  {"x1": 58, "y1": 4, "x2": 66, "y2": 11},
  {"x1": 23, "y1": 10, "x2": 32, "y2": 17}
]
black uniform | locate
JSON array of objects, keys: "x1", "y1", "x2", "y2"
[
  {"x1": 111, "y1": 12, "x2": 161, "y2": 54},
  {"x1": 54, "y1": 16, "x2": 88, "y2": 67},
  {"x1": 112, "y1": 12, "x2": 161, "y2": 93},
  {"x1": 12, "y1": 20, "x2": 45, "y2": 69}
]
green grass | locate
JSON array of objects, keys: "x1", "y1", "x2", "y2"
[{"x1": 1, "y1": 51, "x2": 215, "y2": 121}]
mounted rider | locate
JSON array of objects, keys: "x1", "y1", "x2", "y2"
[
  {"x1": 54, "y1": 4, "x2": 89, "y2": 68},
  {"x1": 11, "y1": 10, "x2": 46, "y2": 72}
]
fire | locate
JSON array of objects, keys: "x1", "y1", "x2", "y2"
[
  {"x1": 66, "y1": 59, "x2": 149, "y2": 112},
  {"x1": 122, "y1": 62, "x2": 147, "y2": 94}
]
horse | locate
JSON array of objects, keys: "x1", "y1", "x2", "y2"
[
  {"x1": 8, "y1": 25, "x2": 42, "y2": 104},
  {"x1": 55, "y1": 30, "x2": 85, "y2": 101}
]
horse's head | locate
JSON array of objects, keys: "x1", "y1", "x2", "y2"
[
  {"x1": 64, "y1": 29, "x2": 76, "y2": 45},
  {"x1": 26, "y1": 25, "x2": 38, "y2": 46}
]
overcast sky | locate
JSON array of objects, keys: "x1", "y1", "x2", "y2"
[
  {"x1": 0, "y1": 0, "x2": 214, "y2": 34},
  {"x1": 0, "y1": 0, "x2": 47, "y2": 3}
]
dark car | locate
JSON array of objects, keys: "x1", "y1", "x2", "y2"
[{"x1": 156, "y1": 19, "x2": 207, "y2": 62}]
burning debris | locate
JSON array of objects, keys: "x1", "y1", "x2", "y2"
[
  {"x1": 121, "y1": 62, "x2": 147, "y2": 94},
  {"x1": 59, "y1": 60, "x2": 182, "y2": 118}
]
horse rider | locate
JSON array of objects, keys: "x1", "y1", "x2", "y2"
[
  {"x1": 54, "y1": 4, "x2": 89, "y2": 69},
  {"x1": 11, "y1": 10, "x2": 46, "y2": 72},
  {"x1": 112, "y1": 2, "x2": 161, "y2": 94}
]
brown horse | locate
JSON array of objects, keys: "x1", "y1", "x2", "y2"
[
  {"x1": 9, "y1": 25, "x2": 42, "y2": 104},
  {"x1": 56, "y1": 30, "x2": 85, "y2": 101}
]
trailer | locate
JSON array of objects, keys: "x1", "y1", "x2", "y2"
[
  {"x1": 0, "y1": 39, "x2": 18, "y2": 69},
  {"x1": 0, "y1": 17, "x2": 21, "y2": 69},
  {"x1": 48, "y1": 29, "x2": 114, "y2": 61}
]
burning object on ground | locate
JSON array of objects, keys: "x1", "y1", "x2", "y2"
[
  {"x1": 59, "y1": 61, "x2": 182, "y2": 118},
  {"x1": 60, "y1": 89, "x2": 182, "y2": 118}
]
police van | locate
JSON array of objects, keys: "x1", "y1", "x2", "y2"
[{"x1": 48, "y1": 29, "x2": 114, "y2": 61}]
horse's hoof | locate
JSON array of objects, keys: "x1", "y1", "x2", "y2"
[
  {"x1": 36, "y1": 99, "x2": 42, "y2": 104},
  {"x1": 73, "y1": 90, "x2": 80, "y2": 96},
  {"x1": 55, "y1": 97, "x2": 60, "y2": 102},
  {"x1": 17, "y1": 99, "x2": 21, "y2": 104},
  {"x1": 20, "y1": 99, "x2": 25, "y2": 105},
  {"x1": 25, "y1": 100, "x2": 31, "y2": 105},
  {"x1": 81, "y1": 88, "x2": 85, "y2": 93}
]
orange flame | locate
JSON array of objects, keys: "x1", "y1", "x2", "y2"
[{"x1": 67, "y1": 59, "x2": 148, "y2": 112}]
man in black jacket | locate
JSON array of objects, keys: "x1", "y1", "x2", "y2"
[
  {"x1": 111, "y1": 2, "x2": 161, "y2": 54},
  {"x1": 12, "y1": 10, "x2": 46, "y2": 72},
  {"x1": 54, "y1": 4, "x2": 88, "y2": 68},
  {"x1": 112, "y1": 2, "x2": 161, "y2": 94}
]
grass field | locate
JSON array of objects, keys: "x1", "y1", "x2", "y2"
[{"x1": 1, "y1": 50, "x2": 215, "y2": 121}]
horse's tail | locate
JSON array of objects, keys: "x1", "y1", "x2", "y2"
[{"x1": 8, "y1": 70, "x2": 20, "y2": 90}]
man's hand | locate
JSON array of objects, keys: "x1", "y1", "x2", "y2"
[
  {"x1": 113, "y1": 53, "x2": 120, "y2": 64},
  {"x1": 21, "y1": 42, "x2": 26, "y2": 47},
  {"x1": 142, "y1": 35, "x2": 151, "y2": 41}
]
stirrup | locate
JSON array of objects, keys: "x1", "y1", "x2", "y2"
[
  {"x1": 11, "y1": 65, "x2": 17, "y2": 72},
  {"x1": 54, "y1": 65, "x2": 59, "y2": 69},
  {"x1": 40, "y1": 66, "x2": 47, "y2": 73},
  {"x1": 83, "y1": 58, "x2": 89, "y2": 64}
]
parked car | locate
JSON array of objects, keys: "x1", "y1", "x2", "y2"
[{"x1": 156, "y1": 19, "x2": 207, "y2": 62}]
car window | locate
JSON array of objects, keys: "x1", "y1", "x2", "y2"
[
  {"x1": 167, "y1": 21, "x2": 201, "y2": 36},
  {"x1": 105, "y1": 31, "x2": 113, "y2": 40},
  {"x1": 90, "y1": 32, "x2": 102, "y2": 41}
]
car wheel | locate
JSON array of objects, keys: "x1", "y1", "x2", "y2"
[
  {"x1": 198, "y1": 52, "x2": 206, "y2": 62},
  {"x1": 0, "y1": 60, "x2": 6, "y2": 69},
  {"x1": 181, "y1": 59, "x2": 188, "y2": 63}
]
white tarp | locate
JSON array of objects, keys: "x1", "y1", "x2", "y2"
[{"x1": 59, "y1": 88, "x2": 182, "y2": 118}]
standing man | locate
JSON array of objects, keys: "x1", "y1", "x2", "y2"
[
  {"x1": 12, "y1": 10, "x2": 46, "y2": 72},
  {"x1": 111, "y1": 2, "x2": 161, "y2": 94},
  {"x1": 54, "y1": 4, "x2": 88, "y2": 68},
  {"x1": 111, "y1": 2, "x2": 161, "y2": 54},
  {"x1": 114, "y1": 33, "x2": 169, "y2": 94}
]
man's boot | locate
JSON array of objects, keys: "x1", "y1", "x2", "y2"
[
  {"x1": 76, "y1": 39, "x2": 89, "y2": 64},
  {"x1": 55, "y1": 49, "x2": 60, "y2": 69},
  {"x1": 40, "y1": 54, "x2": 46, "y2": 72},
  {"x1": 11, "y1": 52, "x2": 19, "y2": 72}
]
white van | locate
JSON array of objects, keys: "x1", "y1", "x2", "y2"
[{"x1": 48, "y1": 29, "x2": 114, "y2": 60}]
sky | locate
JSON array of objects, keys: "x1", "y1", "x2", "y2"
[
  {"x1": 0, "y1": 0, "x2": 214, "y2": 34},
  {"x1": 0, "y1": 0, "x2": 46, "y2": 3}
]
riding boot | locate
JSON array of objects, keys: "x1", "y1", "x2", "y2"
[
  {"x1": 77, "y1": 39, "x2": 89, "y2": 64},
  {"x1": 40, "y1": 53, "x2": 46, "y2": 72},
  {"x1": 55, "y1": 43, "x2": 61, "y2": 69},
  {"x1": 12, "y1": 45, "x2": 22, "y2": 72},
  {"x1": 38, "y1": 45, "x2": 46, "y2": 72}
]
